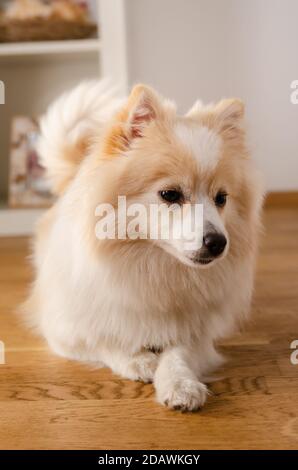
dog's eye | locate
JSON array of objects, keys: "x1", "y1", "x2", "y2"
[
  {"x1": 214, "y1": 191, "x2": 227, "y2": 208},
  {"x1": 159, "y1": 189, "x2": 183, "y2": 203}
]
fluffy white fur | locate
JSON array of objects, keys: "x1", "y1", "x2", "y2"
[
  {"x1": 174, "y1": 124, "x2": 222, "y2": 172},
  {"x1": 24, "y1": 81, "x2": 263, "y2": 411}
]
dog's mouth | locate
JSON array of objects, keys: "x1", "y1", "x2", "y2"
[
  {"x1": 198, "y1": 258, "x2": 213, "y2": 265},
  {"x1": 187, "y1": 254, "x2": 214, "y2": 267}
]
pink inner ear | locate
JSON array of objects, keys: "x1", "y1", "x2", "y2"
[{"x1": 130, "y1": 98, "x2": 156, "y2": 139}]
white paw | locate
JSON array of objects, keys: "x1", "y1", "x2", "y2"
[
  {"x1": 128, "y1": 351, "x2": 159, "y2": 383},
  {"x1": 158, "y1": 379, "x2": 208, "y2": 411}
]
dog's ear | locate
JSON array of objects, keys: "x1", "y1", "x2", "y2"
[
  {"x1": 186, "y1": 99, "x2": 204, "y2": 117},
  {"x1": 186, "y1": 98, "x2": 244, "y2": 140},
  {"x1": 103, "y1": 84, "x2": 162, "y2": 156},
  {"x1": 126, "y1": 84, "x2": 161, "y2": 139},
  {"x1": 214, "y1": 98, "x2": 244, "y2": 139}
]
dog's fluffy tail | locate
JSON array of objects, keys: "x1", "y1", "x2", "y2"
[{"x1": 38, "y1": 79, "x2": 123, "y2": 195}]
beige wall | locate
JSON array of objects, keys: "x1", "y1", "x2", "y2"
[{"x1": 125, "y1": 0, "x2": 298, "y2": 191}]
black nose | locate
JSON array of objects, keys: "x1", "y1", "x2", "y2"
[{"x1": 203, "y1": 233, "x2": 227, "y2": 257}]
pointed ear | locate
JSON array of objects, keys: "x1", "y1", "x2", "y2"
[
  {"x1": 103, "y1": 84, "x2": 162, "y2": 156},
  {"x1": 214, "y1": 98, "x2": 244, "y2": 138},
  {"x1": 126, "y1": 84, "x2": 161, "y2": 139},
  {"x1": 186, "y1": 99, "x2": 204, "y2": 117}
]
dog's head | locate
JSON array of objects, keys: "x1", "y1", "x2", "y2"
[{"x1": 92, "y1": 84, "x2": 262, "y2": 268}]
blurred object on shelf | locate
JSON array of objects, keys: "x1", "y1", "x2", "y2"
[
  {"x1": 0, "y1": 0, "x2": 97, "y2": 42},
  {"x1": 8, "y1": 116, "x2": 55, "y2": 208}
]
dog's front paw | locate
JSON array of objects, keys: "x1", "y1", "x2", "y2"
[
  {"x1": 157, "y1": 379, "x2": 208, "y2": 411},
  {"x1": 128, "y1": 351, "x2": 159, "y2": 383}
]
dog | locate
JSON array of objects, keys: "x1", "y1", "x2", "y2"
[{"x1": 23, "y1": 80, "x2": 263, "y2": 411}]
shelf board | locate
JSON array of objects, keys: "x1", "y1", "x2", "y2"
[
  {"x1": 0, "y1": 203, "x2": 45, "y2": 236},
  {"x1": 0, "y1": 38, "x2": 101, "y2": 58}
]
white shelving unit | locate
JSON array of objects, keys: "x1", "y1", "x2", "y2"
[
  {"x1": 0, "y1": 38, "x2": 101, "y2": 58},
  {"x1": 0, "y1": 0, "x2": 128, "y2": 236},
  {"x1": 0, "y1": 204, "x2": 44, "y2": 236}
]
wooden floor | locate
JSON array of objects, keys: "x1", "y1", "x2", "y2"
[{"x1": 0, "y1": 207, "x2": 297, "y2": 450}]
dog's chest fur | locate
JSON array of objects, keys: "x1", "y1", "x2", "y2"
[{"x1": 39, "y1": 227, "x2": 251, "y2": 356}]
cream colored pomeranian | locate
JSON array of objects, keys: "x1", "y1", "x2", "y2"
[{"x1": 24, "y1": 80, "x2": 263, "y2": 411}]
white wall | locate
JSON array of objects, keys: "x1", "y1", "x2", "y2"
[{"x1": 125, "y1": 0, "x2": 298, "y2": 191}]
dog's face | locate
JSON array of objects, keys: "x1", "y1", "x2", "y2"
[{"x1": 96, "y1": 85, "x2": 261, "y2": 268}]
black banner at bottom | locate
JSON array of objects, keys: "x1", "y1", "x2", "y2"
[{"x1": 0, "y1": 450, "x2": 296, "y2": 466}]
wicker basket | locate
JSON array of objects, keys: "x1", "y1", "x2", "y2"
[{"x1": 0, "y1": 17, "x2": 97, "y2": 42}]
